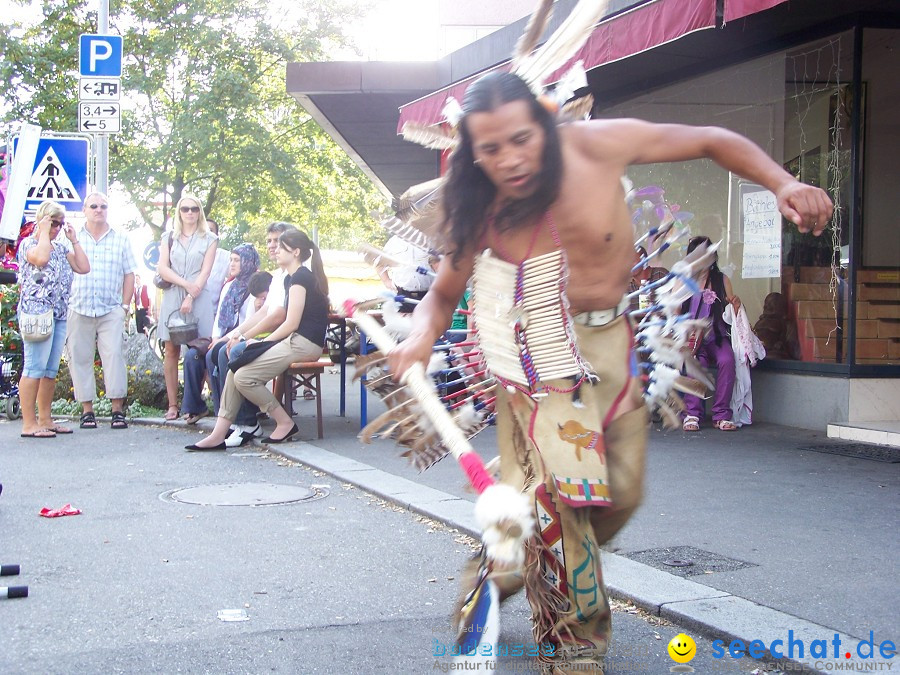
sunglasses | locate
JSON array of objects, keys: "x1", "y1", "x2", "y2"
[
  {"x1": 180, "y1": 206, "x2": 201, "y2": 213},
  {"x1": 50, "y1": 220, "x2": 65, "y2": 228},
  {"x1": 88, "y1": 203, "x2": 108, "y2": 210}
]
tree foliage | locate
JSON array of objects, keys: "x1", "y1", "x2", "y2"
[{"x1": 1, "y1": 0, "x2": 387, "y2": 250}]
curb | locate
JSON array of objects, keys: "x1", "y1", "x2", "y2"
[{"x1": 268, "y1": 441, "x2": 866, "y2": 675}]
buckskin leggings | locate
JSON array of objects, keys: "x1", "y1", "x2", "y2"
[{"x1": 488, "y1": 316, "x2": 648, "y2": 671}]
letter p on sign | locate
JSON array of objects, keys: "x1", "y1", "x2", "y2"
[{"x1": 79, "y1": 34, "x2": 123, "y2": 77}]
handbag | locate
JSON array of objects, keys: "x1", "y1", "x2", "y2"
[
  {"x1": 166, "y1": 310, "x2": 199, "y2": 346},
  {"x1": 153, "y1": 232, "x2": 175, "y2": 289},
  {"x1": 153, "y1": 273, "x2": 173, "y2": 290},
  {"x1": 186, "y1": 336, "x2": 212, "y2": 357},
  {"x1": 20, "y1": 308, "x2": 54, "y2": 342}
]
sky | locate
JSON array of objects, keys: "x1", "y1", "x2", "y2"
[
  {"x1": 2, "y1": 0, "x2": 443, "y2": 262},
  {"x1": 4, "y1": 0, "x2": 441, "y2": 60}
]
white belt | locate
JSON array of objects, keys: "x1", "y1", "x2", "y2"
[{"x1": 572, "y1": 297, "x2": 629, "y2": 327}]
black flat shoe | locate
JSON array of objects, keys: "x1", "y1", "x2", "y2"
[
  {"x1": 184, "y1": 442, "x2": 227, "y2": 452},
  {"x1": 262, "y1": 423, "x2": 299, "y2": 444}
]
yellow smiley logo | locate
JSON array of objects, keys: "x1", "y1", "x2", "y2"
[{"x1": 667, "y1": 633, "x2": 697, "y2": 663}]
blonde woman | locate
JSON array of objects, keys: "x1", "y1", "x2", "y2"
[
  {"x1": 17, "y1": 200, "x2": 90, "y2": 437},
  {"x1": 155, "y1": 194, "x2": 218, "y2": 420}
]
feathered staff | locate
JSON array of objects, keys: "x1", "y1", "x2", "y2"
[{"x1": 343, "y1": 300, "x2": 532, "y2": 665}]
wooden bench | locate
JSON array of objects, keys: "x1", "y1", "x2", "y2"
[{"x1": 280, "y1": 358, "x2": 333, "y2": 439}]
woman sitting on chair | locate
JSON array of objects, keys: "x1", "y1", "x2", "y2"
[
  {"x1": 185, "y1": 229, "x2": 329, "y2": 449},
  {"x1": 680, "y1": 235, "x2": 741, "y2": 432}
]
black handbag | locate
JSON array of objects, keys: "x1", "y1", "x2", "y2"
[{"x1": 153, "y1": 233, "x2": 174, "y2": 289}]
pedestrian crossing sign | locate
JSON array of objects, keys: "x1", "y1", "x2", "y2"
[{"x1": 12, "y1": 136, "x2": 91, "y2": 214}]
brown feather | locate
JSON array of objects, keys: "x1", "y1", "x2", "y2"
[
  {"x1": 672, "y1": 375, "x2": 709, "y2": 398},
  {"x1": 683, "y1": 356, "x2": 715, "y2": 391},
  {"x1": 558, "y1": 93, "x2": 594, "y2": 122},
  {"x1": 359, "y1": 408, "x2": 406, "y2": 444},
  {"x1": 512, "y1": 0, "x2": 555, "y2": 68},
  {"x1": 657, "y1": 400, "x2": 683, "y2": 429}
]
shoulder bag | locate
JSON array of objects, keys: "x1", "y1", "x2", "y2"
[
  {"x1": 20, "y1": 308, "x2": 54, "y2": 342},
  {"x1": 154, "y1": 232, "x2": 174, "y2": 290}
]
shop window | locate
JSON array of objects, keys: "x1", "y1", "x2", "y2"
[
  {"x1": 594, "y1": 31, "x2": 854, "y2": 366},
  {"x1": 858, "y1": 29, "x2": 900, "y2": 366}
]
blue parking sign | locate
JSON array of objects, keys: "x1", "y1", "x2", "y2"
[
  {"x1": 12, "y1": 136, "x2": 91, "y2": 213},
  {"x1": 79, "y1": 34, "x2": 123, "y2": 77}
]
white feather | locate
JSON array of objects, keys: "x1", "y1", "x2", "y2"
[
  {"x1": 453, "y1": 402, "x2": 484, "y2": 434},
  {"x1": 442, "y1": 96, "x2": 464, "y2": 127},
  {"x1": 426, "y1": 352, "x2": 447, "y2": 376},
  {"x1": 382, "y1": 300, "x2": 413, "y2": 341},
  {"x1": 474, "y1": 484, "x2": 534, "y2": 567},
  {"x1": 514, "y1": 0, "x2": 612, "y2": 92}
]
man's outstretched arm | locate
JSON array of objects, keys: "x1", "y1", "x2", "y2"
[{"x1": 579, "y1": 118, "x2": 834, "y2": 235}]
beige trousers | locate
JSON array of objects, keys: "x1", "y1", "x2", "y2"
[
  {"x1": 66, "y1": 308, "x2": 128, "y2": 402},
  {"x1": 219, "y1": 334, "x2": 321, "y2": 421}
]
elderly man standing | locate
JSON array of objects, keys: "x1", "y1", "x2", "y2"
[{"x1": 67, "y1": 192, "x2": 137, "y2": 430}]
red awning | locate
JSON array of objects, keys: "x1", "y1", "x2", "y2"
[
  {"x1": 724, "y1": 0, "x2": 790, "y2": 22},
  {"x1": 397, "y1": 0, "x2": 717, "y2": 131}
]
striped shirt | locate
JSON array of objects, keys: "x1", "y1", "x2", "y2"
[{"x1": 69, "y1": 226, "x2": 138, "y2": 317}]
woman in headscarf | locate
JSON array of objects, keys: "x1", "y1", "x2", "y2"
[{"x1": 180, "y1": 243, "x2": 260, "y2": 424}]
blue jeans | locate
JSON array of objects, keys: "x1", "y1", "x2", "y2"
[
  {"x1": 181, "y1": 346, "x2": 208, "y2": 415},
  {"x1": 22, "y1": 319, "x2": 67, "y2": 379},
  {"x1": 207, "y1": 341, "x2": 258, "y2": 426}
]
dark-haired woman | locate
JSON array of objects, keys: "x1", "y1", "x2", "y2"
[
  {"x1": 681, "y1": 235, "x2": 741, "y2": 432},
  {"x1": 185, "y1": 229, "x2": 329, "y2": 449}
]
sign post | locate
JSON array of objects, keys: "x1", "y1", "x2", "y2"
[{"x1": 79, "y1": 1, "x2": 119, "y2": 194}]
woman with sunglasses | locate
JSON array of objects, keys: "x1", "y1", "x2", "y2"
[
  {"x1": 155, "y1": 194, "x2": 218, "y2": 421},
  {"x1": 16, "y1": 200, "x2": 90, "y2": 438}
]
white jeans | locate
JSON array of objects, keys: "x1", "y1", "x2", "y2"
[{"x1": 66, "y1": 308, "x2": 128, "y2": 402}]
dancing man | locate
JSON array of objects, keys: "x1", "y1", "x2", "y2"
[{"x1": 388, "y1": 71, "x2": 832, "y2": 674}]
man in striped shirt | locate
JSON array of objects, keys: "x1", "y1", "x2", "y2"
[{"x1": 67, "y1": 192, "x2": 137, "y2": 430}]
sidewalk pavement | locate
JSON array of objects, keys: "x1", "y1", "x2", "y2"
[{"x1": 144, "y1": 368, "x2": 899, "y2": 673}]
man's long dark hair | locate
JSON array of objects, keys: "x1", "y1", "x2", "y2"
[
  {"x1": 682, "y1": 235, "x2": 728, "y2": 346},
  {"x1": 443, "y1": 72, "x2": 563, "y2": 264}
]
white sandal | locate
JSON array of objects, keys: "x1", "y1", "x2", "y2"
[
  {"x1": 714, "y1": 419, "x2": 737, "y2": 431},
  {"x1": 682, "y1": 415, "x2": 700, "y2": 432}
]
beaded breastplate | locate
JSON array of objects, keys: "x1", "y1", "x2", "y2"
[{"x1": 471, "y1": 247, "x2": 594, "y2": 395}]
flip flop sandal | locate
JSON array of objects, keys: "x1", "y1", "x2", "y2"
[
  {"x1": 79, "y1": 412, "x2": 98, "y2": 429},
  {"x1": 21, "y1": 428, "x2": 57, "y2": 438},
  {"x1": 111, "y1": 411, "x2": 129, "y2": 429},
  {"x1": 185, "y1": 410, "x2": 209, "y2": 425},
  {"x1": 714, "y1": 419, "x2": 737, "y2": 431},
  {"x1": 48, "y1": 424, "x2": 74, "y2": 434}
]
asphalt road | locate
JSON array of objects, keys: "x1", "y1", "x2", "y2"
[{"x1": 0, "y1": 419, "x2": 785, "y2": 674}]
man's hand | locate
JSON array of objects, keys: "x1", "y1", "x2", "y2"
[
  {"x1": 776, "y1": 181, "x2": 834, "y2": 236},
  {"x1": 387, "y1": 332, "x2": 436, "y2": 383}
]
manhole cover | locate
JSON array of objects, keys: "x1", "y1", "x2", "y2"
[
  {"x1": 622, "y1": 546, "x2": 757, "y2": 578},
  {"x1": 798, "y1": 442, "x2": 900, "y2": 463},
  {"x1": 160, "y1": 483, "x2": 325, "y2": 506}
]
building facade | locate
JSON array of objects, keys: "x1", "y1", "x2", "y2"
[{"x1": 288, "y1": 0, "x2": 900, "y2": 433}]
